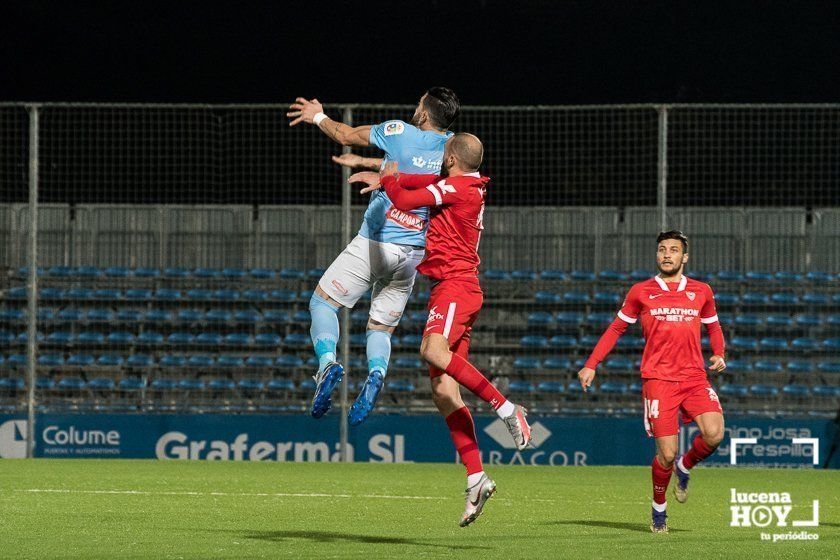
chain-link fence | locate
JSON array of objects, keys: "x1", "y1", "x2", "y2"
[{"x1": 1, "y1": 103, "x2": 839, "y2": 457}]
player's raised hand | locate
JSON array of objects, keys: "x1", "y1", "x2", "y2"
[
  {"x1": 287, "y1": 97, "x2": 323, "y2": 126},
  {"x1": 708, "y1": 355, "x2": 726, "y2": 373},
  {"x1": 332, "y1": 153, "x2": 364, "y2": 168},
  {"x1": 348, "y1": 171, "x2": 382, "y2": 194},
  {"x1": 577, "y1": 367, "x2": 596, "y2": 392}
]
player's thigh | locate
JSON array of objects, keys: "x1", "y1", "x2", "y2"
[
  {"x1": 318, "y1": 235, "x2": 374, "y2": 308},
  {"x1": 693, "y1": 411, "x2": 725, "y2": 444},
  {"x1": 641, "y1": 379, "x2": 681, "y2": 438}
]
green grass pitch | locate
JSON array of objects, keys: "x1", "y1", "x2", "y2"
[{"x1": 0, "y1": 459, "x2": 837, "y2": 559}]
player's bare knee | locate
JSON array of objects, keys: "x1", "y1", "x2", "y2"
[
  {"x1": 420, "y1": 338, "x2": 450, "y2": 370},
  {"x1": 657, "y1": 450, "x2": 677, "y2": 468},
  {"x1": 703, "y1": 425, "x2": 724, "y2": 448}
]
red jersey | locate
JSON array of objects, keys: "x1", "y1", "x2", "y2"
[
  {"x1": 585, "y1": 275, "x2": 725, "y2": 382},
  {"x1": 381, "y1": 172, "x2": 489, "y2": 282}
]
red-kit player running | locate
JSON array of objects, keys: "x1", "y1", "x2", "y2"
[
  {"x1": 577, "y1": 231, "x2": 726, "y2": 533},
  {"x1": 350, "y1": 133, "x2": 531, "y2": 527}
]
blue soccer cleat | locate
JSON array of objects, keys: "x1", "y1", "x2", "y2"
[
  {"x1": 674, "y1": 458, "x2": 690, "y2": 503},
  {"x1": 348, "y1": 370, "x2": 385, "y2": 426},
  {"x1": 310, "y1": 362, "x2": 344, "y2": 418},
  {"x1": 650, "y1": 507, "x2": 668, "y2": 533}
]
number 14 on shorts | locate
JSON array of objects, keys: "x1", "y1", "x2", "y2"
[{"x1": 645, "y1": 398, "x2": 660, "y2": 419}]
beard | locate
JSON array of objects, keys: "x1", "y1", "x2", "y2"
[
  {"x1": 657, "y1": 262, "x2": 683, "y2": 276},
  {"x1": 439, "y1": 159, "x2": 452, "y2": 178},
  {"x1": 410, "y1": 112, "x2": 424, "y2": 127}
]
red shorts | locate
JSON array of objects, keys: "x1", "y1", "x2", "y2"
[
  {"x1": 424, "y1": 278, "x2": 483, "y2": 370},
  {"x1": 641, "y1": 378, "x2": 723, "y2": 438}
]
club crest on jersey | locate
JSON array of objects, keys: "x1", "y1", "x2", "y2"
[
  {"x1": 706, "y1": 387, "x2": 719, "y2": 403},
  {"x1": 383, "y1": 122, "x2": 404, "y2": 136},
  {"x1": 686, "y1": 291, "x2": 696, "y2": 301},
  {"x1": 386, "y1": 205, "x2": 426, "y2": 231}
]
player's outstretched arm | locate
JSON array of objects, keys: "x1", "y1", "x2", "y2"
[
  {"x1": 287, "y1": 98, "x2": 372, "y2": 147},
  {"x1": 577, "y1": 317, "x2": 630, "y2": 392},
  {"x1": 332, "y1": 153, "x2": 383, "y2": 171}
]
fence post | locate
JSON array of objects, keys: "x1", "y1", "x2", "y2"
[
  {"x1": 657, "y1": 105, "x2": 669, "y2": 231},
  {"x1": 339, "y1": 106, "x2": 352, "y2": 462},
  {"x1": 25, "y1": 105, "x2": 40, "y2": 459}
]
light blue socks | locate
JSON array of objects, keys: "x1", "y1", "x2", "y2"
[
  {"x1": 309, "y1": 292, "x2": 340, "y2": 372},
  {"x1": 366, "y1": 329, "x2": 392, "y2": 378}
]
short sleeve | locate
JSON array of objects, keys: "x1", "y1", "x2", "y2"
[
  {"x1": 617, "y1": 284, "x2": 642, "y2": 324},
  {"x1": 369, "y1": 120, "x2": 409, "y2": 152},
  {"x1": 700, "y1": 284, "x2": 719, "y2": 324}
]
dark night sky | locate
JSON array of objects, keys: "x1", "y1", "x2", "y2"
[{"x1": 1, "y1": 1, "x2": 838, "y2": 105}]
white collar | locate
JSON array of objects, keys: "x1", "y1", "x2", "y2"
[
  {"x1": 654, "y1": 275, "x2": 687, "y2": 292},
  {"x1": 464, "y1": 172, "x2": 481, "y2": 177}
]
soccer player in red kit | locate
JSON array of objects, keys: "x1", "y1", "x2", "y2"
[
  {"x1": 349, "y1": 133, "x2": 531, "y2": 527},
  {"x1": 577, "y1": 231, "x2": 726, "y2": 533}
]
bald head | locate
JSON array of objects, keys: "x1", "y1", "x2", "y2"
[{"x1": 445, "y1": 132, "x2": 484, "y2": 172}]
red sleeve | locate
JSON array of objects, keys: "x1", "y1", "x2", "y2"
[
  {"x1": 391, "y1": 173, "x2": 440, "y2": 189},
  {"x1": 617, "y1": 284, "x2": 643, "y2": 324},
  {"x1": 381, "y1": 174, "x2": 439, "y2": 212},
  {"x1": 584, "y1": 317, "x2": 629, "y2": 369},
  {"x1": 705, "y1": 319, "x2": 726, "y2": 357},
  {"x1": 699, "y1": 283, "x2": 719, "y2": 323}
]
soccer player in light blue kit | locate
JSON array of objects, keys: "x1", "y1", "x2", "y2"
[{"x1": 287, "y1": 88, "x2": 460, "y2": 424}]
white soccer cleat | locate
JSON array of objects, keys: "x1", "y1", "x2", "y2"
[
  {"x1": 459, "y1": 474, "x2": 497, "y2": 527},
  {"x1": 502, "y1": 404, "x2": 532, "y2": 451}
]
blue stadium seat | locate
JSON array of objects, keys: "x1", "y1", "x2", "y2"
[
  {"x1": 0, "y1": 309, "x2": 25, "y2": 322},
  {"x1": 216, "y1": 355, "x2": 244, "y2": 368},
  {"x1": 598, "y1": 270, "x2": 627, "y2": 282},
  {"x1": 245, "y1": 356, "x2": 274, "y2": 368},
  {"x1": 483, "y1": 270, "x2": 510, "y2": 280},
  {"x1": 817, "y1": 362, "x2": 840, "y2": 374},
  {"x1": 616, "y1": 336, "x2": 644, "y2": 349},
  {"x1": 535, "y1": 291, "x2": 560, "y2": 304},
  {"x1": 87, "y1": 309, "x2": 114, "y2": 323},
  {"x1": 58, "y1": 376, "x2": 86, "y2": 391},
  {"x1": 145, "y1": 309, "x2": 174, "y2": 323},
  {"x1": 47, "y1": 331, "x2": 74, "y2": 344},
  {"x1": 731, "y1": 336, "x2": 759, "y2": 351},
  {"x1": 167, "y1": 332, "x2": 195, "y2": 345},
  {"x1": 563, "y1": 291, "x2": 591, "y2": 304},
  {"x1": 213, "y1": 289, "x2": 240, "y2": 301},
  {"x1": 537, "y1": 381, "x2": 565, "y2": 393},
  {"x1": 759, "y1": 337, "x2": 789, "y2": 351},
  {"x1": 283, "y1": 333, "x2": 310, "y2": 349},
  {"x1": 133, "y1": 267, "x2": 160, "y2": 278},
  {"x1": 834, "y1": 294, "x2": 840, "y2": 305},
  {"x1": 771, "y1": 292, "x2": 798, "y2": 305},
  {"x1": 813, "y1": 386, "x2": 840, "y2": 398},
  {"x1": 125, "y1": 289, "x2": 152, "y2": 300},
  {"x1": 753, "y1": 360, "x2": 784, "y2": 373},
  {"x1": 409, "y1": 290, "x2": 427, "y2": 304},
  {"x1": 280, "y1": 268, "x2": 305, "y2": 279},
  {"x1": 276, "y1": 355, "x2": 304, "y2": 368},
  {"x1": 164, "y1": 267, "x2": 190, "y2": 278},
  {"x1": 350, "y1": 310, "x2": 369, "y2": 326},
  {"x1": 238, "y1": 378, "x2": 265, "y2": 393},
  {"x1": 17, "y1": 332, "x2": 45, "y2": 344},
  {"x1": 600, "y1": 382, "x2": 628, "y2": 394},
  {"x1": 254, "y1": 333, "x2": 281, "y2": 346},
  {"x1": 628, "y1": 382, "x2": 643, "y2": 393},
  {"x1": 263, "y1": 310, "x2": 290, "y2": 324},
  {"x1": 556, "y1": 312, "x2": 585, "y2": 326},
  {"x1": 823, "y1": 338, "x2": 840, "y2": 352},
  {"x1": 267, "y1": 378, "x2": 295, "y2": 392},
  {"x1": 570, "y1": 270, "x2": 596, "y2": 282},
  {"x1": 108, "y1": 332, "x2": 135, "y2": 345},
  {"x1": 593, "y1": 292, "x2": 621, "y2": 305},
  {"x1": 745, "y1": 271, "x2": 774, "y2": 282},
  {"x1": 88, "y1": 377, "x2": 115, "y2": 391},
  {"x1": 394, "y1": 357, "x2": 423, "y2": 370},
  {"x1": 243, "y1": 289, "x2": 269, "y2": 302},
  {"x1": 766, "y1": 315, "x2": 794, "y2": 328},
  {"x1": 527, "y1": 312, "x2": 554, "y2": 327},
  {"x1": 250, "y1": 268, "x2": 275, "y2": 279},
  {"x1": 774, "y1": 271, "x2": 803, "y2": 283},
  {"x1": 795, "y1": 314, "x2": 822, "y2": 328},
  {"x1": 204, "y1": 310, "x2": 230, "y2": 324},
  {"x1": 222, "y1": 268, "x2": 248, "y2": 279},
  {"x1": 511, "y1": 269, "x2": 537, "y2": 280},
  {"x1": 160, "y1": 355, "x2": 187, "y2": 368},
  {"x1": 579, "y1": 334, "x2": 600, "y2": 347},
  {"x1": 269, "y1": 289, "x2": 297, "y2": 302},
  {"x1": 802, "y1": 293, "x2": 829, "y2": 305},
  {"x1": 389, "y1": 379, "x2": 415, "y2": 393},
  {"x1": 7, "y1": 287, "x2": 27, "y2": 299},
  {"x1": 67, "y1": 353, "x2": 95, "y2": 367},
  {"x1": 791, "y1": 337, "x2": 819, "y2": 352},
  {"x1": 56, "y1": 309, "x2": 83, "y2": 322},
  {"x1": 520, "y1": 335, "x2": 548, "y2": 348},
  {"x1": 605, "y1": 357, "x2": 634, "y2": 372},
  {"x1": 137, "y1": 331, "x2": 164, "y2": 345},
  {"x1": 38, "y1": 354, "x2": 64, "y2": 367},
  {"x1": 718, "y1": 383, "x2": 750, "y2": 397},
  {"x1": 805, "y1": 271, "x2": 833, "y2": 283},
  {"x1": 725, "y1": 359, "x2": 753, "y2": 374},
  {"x1": 154, "y1": 288, "x2": 181, "y2": 301},
  {"x1": 508, "y1": 381, "x2": 534, "y2": 393},
  {"x1": 350, "y1": 333, "x2": 367, "y2": 347},
  {"x1": 224, "y1": 333, "x2": 253, "y2": 346},
  {"x1": 186, "y1": 289, "x2": 212, "y2": 301},
  {"x1": 826, "y1": 315, "x2": 840, "y2": 329},
  {"x1": 787, "y1": 360, "x2": 813, "y2": 374},
  {"x1": 126, "y1": 354, "x2": 154, "y2": 367},
  {"x1": 37, "y1": 308, "x2": 55, "y2": 321},
  {"x1": 630, "y1": 269, "x2": 651, "y2": 281},
  {"x1": 742, "y1": 292, "x2": 769, "y2": 305},
  {"x1": 187, "y1": 355, "x2": 214, "y2": 368},
  {"x1": 549, "y1": 335, "x2": 577, "y2": 349},
  {"x1": 539, "y1": 270, "x2": 567, "y2": 281},
  {"x1": 0, "y1": 331, "x2": 16, "y2": 345},
  {"x1": 0, "y1": 378, "x2": 24, "y2": 392},
  {"x1": 104, "y1": 266, "x2": 131, "y2": 278},
  {"x1": 196, "y1": 333, "x2": 222, "y2": 346},
  {"x1": 119, "y1": 377, "x2": 147, "y2": 391},
  {"x1": 717, "y1": 270, "x2": 742, "y2": 282},
  {"x1": 735, "y1": 314, "x2": 763, "y2": 328},
  {"x1": 566, "y1": 382, "x2": 593, "y2": 394},
  {"x1": 714, "y1": 292, "x2": 739, "y2": 306},
  {"x1": 178, "y1": 379, "x2": 205, "y2": 391},
  {"x1": 48, "y1": 266, "x2": 74, "y2": 277},
  {"x1": 192, "y1": 267, "x2": 220, "y2": 278},
  {"x1": 782, "y1": 384, "x2": 810, "y2": 397},
  {"x1": 292, "y1": 310, "x2": 310, "y2": 323},
  {"x1": 749, "y1": 384, "x2": 779, "y2": 397},
  {"x1": 96, "y1": 354, "x2": 124, "y2": 367},
  {"x1": 513, "y1": 357, "x2": 541, "y2": 370},
  {"x1": 543, "y1": 357, "x2": 572, "y2": 370},
  {"x1": 401, "y1": 334, "x2": 422, "y2": 348},
  {"x1": 151, "y1": 378, "x2": 178, "y2": 391},
  {"x1": 35, "y1": 376, "x2": 54, "y2": 390},
  {"x1": 93, "y1": 289, "x2": 122, "y2": 301},
  {"x1": 6, "y1": 354, "x2": 26, "y2": 368}
]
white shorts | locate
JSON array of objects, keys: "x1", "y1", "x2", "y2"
[{"x1": 318, "y1": 235, "x2": 424, "y2": 327}]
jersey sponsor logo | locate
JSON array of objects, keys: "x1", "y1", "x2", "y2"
[
  {"x1": 649, "y1": 307, "x2": 699, "y2": 322},
  {"x1": 388, "y1": 311, "x2": 402, "y2": 318},
  {"x1": 412, "y1": 156, "x2": 427, "y2": 168},
  {"x1": 383, "y1": 122, "x2": 404, "y2": 136},
  {"x1": 427, "y1": 306, "x2": 444, "y2": 324},
  {"x1": 649, "y1": 293, "x2": 664, "y2": 299},
  {"x1": 686, "y1": 291, "x2": 696, "y2": 301},
  {"x1": 386, "y1": 205, "x2": 426, "y2": 231},
  {"x1": 411, "y1": 156, "x2": 443, "y2": 171},
  {"x1": 331, "y1": 280, "x2": 349, "y2": 296}
]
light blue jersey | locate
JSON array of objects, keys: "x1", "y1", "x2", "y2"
[{"x1": 359, "y1": 120, "x2": 453, "y2": 247}]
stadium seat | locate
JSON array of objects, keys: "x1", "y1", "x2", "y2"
[
  {"x1": 93, "y1": 289, "x2": 122, "y2": 301},
  {"x1": 759, "y1": 337, "x2": 788, "y2": 352},
  {"x1": 527, "y1": 312, "x2": 554, "y2": 327},
  {"x1": 520, "y1": 335, "x2": 548, "y2": 348},
  {"x1": 192, "y1": 267, "x2": 220, "y2": 278},
  {"x1": 539, "y1": 270, "x2": 567, "y2": 281},
  {"x1": 782, "y1": 384, "x2": 810, "y2": 397},
  {"x1": 17, "y1": 332, "x2": 45, "y2": 344},
  {"x1": 579, "y1": 334, "x2": 600, "y2": 347},
  {"x1": 765, "y1": 315, "x2": 794, "y2": 328},
  {"x1": 164, "y1": 267, "x2": 190, "y2": 278},
  {"x1": 38, "y1": 354, "x2": 64, "y2": 367},
  {"x1": 151, "y1": 378, "x2": 178, "y2": 391},
  {"x1": 187, "y1": 355, "x2": 214, "y2": 368},
  {"x1": 549, "y1": 335, "x2": 577, "y2": 349},
  {"x1": 160, "y1": 355, "x2": 187, "y2": 368},
  {"x1": 67, "y1": 353, "x2": 95, "y2": 367},
  {"x1": 137, "y1": 331, "x2": 164, "y2": 345},
  {"x1": 716, "y1": 270, "x2": 742, "y2": 282},
  {"x1": 513, "y1": 357, "x2": 541, "y2": 370},
  {"x1": 87, "y1": 309, "x2": 115, "y2": 323},
  {"x1": 483, "y1": 270, "x2": 510, "y2": 280},
  {"x1": 823, "y1": 338, "x2": 840, "y2": 352},
  {"x1": 0, "y1": 309, "x2": 25, "y2": 322},
  {"x1": 817, "y1": 362, "x2": 840, "y2": 374},
  {"x1": 389, "y1": 379, "x2": 415, "y2": 393},
  {"x1": 276, "y1": 355, "x2": 304, "y2": 368},
  {"x1": 731, "y1": 337, "x2": 758, "y2": 351},
  {"x1": 543, "y1": 357, "x2": 572, "y2": 370},
  {"x1": 537, "y1": 381, "x2": 565, "y2": 393},
  {"x1": 145, "y1": 309, "x2": 174, "y2": 323},
  {"x1": 267, "y1": 378, "x2": 295, "y2": 392},
  {"x1": 117, "y1": 310, "x2": 145, "y2": 323},
  {"x1": 57, "y1": 376, "x2": 86, "y2": 391},
  {"x1": 401, "y1": 334, "x2": 422, "y2": 348},
  {"x1": 598, "y1": 270, "x2": 627, "y2": 282},
  {"x1": 88, "y1": 377, "x2": 115, "y2": 391},
  {"x1": 254, "y1": 333, "x2": 281, "y2": 347},
  {"x1": 186, "y1": 289, "x2": 213, "y2": 301},
  {"x1": 125, "y1": 289, "x2": 152, "y2": 300},
  {"x1": 108, "y1": 332, "x2": 135, "y2": 345},
  {"x1": 104, "y1": 266, "x2": 131, "y2": 278},
  {"x1": 826, "y1": 315, "x2": 840, "y2": 329},
  {"x1": 628, "y1": 382, "x2": 643, "y2": 393},
  {"x1": 167, "y1": 332, "x2": 195, "y2": 345},
  {"x1": 263, "y1": 310, "x2": 290, "y2": 324},
  {"x1": 600, "y1": 382, "x2": 628, "y2": 394},
  {"x1": 813, "y1": 386, "x2": 840, "y2": 398},
  {"x1": 535, "y1": 291, "x2": 560, "y2": 304},
  {"x1": 216, "y1": 355, "x2": 244, "y2": 368},
  {"x1": 394, "y1": 357, "x2": 423, "y2": 370},
  {"x1": 570, "y1": 270, "x2": 596, "y2": 282},
  {"x1": 795, "y1": 314, "x2": 822, "y2": 328},
  {"x1": 35, "y1": 376, "x2": 54, "y2": 390},
  {"x1": 616, "y1": 336, "x2": 644, "y2": 349},
  {"x1": 292, "y1": 310, "x2": 310, "y2": 323},
  {"x1": 511, "y1": 269, "x2": 537, "y2": 280},
  {"x1": 56, "y1": 309, "x2": 83, "y2": 322},
  {"x1": 805, "y1": 271, "x2": 832, "y2": 283},
  {"x1": 224, "y1": 333, "x2": 253, "y2": 346},
  {"x1": 222, "y1": 267, "x2": 247, "y2": 279},
  {"x1": 48, "y1": 266, "x2": 74, "y2": 277},
  {"x1": 133, "y1": 267, "x2": 160, "y2": 278},
  {"x1": 245, "y1": 356, "x2": 274, "y2": 368},
  {"x1": 283, "y1": 333, "x2": 310, "y2": 349},
  {"x1": 206, "y1": 310, "x2": 232, "y2": 324},
  {"x1": 791, "y1": 337, "x2": 819, "y2": 352},
  {"x1": 178, "y1": 379, "x2": 205, "y2": 391},
  {"x1": 508, "y1": 381, "x2": 534, "y2": 393},
  {"x1": 604, "y1": 357, "x2": 634, "y2": 372},
  {"x1": 173, "y1": 309, "x2": 202, "y2": 323},
  {"x1": 775, "y1": 271, "x2": 803, "y2": 283},
  {"x1": 154, "y1": 289, "x2": 182, "y2": 301},
  {"x1": 735, "y1": 314, "x2": 763, "y2": 328},
  {"x1": 126, "y1": 354, "x2": 154, "y2": 367},
  {"x1": 786, "y1": 360, "x2": 813, "y2": 374},
  {"x1": 250, "y1": 268, "x2": 276, "y2": 279},
  {"x1": 119, "y1": 377, "x2": 147, "y2": 391},
  {"x1": 212, "y1": 289, "x2": 239, "y2": 301},
  {"x1": 196, "y1": 333, "x2": 222, "y2": 346},
  {"x1": 566, "y1": 382, "x2": 593, "y2": 394},
  {"x1": 802, "y1": 293, "x2": 829, "y2": 305},
  {"x1": 725, "y1": 359, "x2": 753, "y2": 374},
  {"x1": 745, "y1": 271, "x2": 774, "y2": 282},
  {"x1": 593, "y1": 292, "x2": 621, "y2": 305},
  {"x1": 630, "y1": 269, "x2": 650, "y2": 281},
  {"x1": 749, "y1": 384, "x2": 779, "y2": 397},
  {"x1": 269, "y1": 289, "x2": 297, "y2": 302},
  {"x1": 243, "y1": 289, "x2": 269, "y2": 302},
  {"x1": 556, "y1": 312, "x2": 585, "y2": 326},
  {"x1": 771, "y1": 292, "x2": 798, "y2": 305},
  {"x1": 238, "y1": 378, "x2": 265, "y2": 394},
  {"x1": 742, "y1": 292, "x2": 769, "y2": 305},
  {"x1": 47, "y1": 331, "x2": 74, "y2": 344},
  {"x1": 714, "y1": 293, "x2": 739, "y2": 306},
  {"x1": 96, "y1": 354, "x2": 124, "y2": 367},
  {"x1": 563, "y1": 291, "x2": 591, "y2": 304},
  {"x1": 753, "y1": 360, "x2": 784, "y2": 373}
]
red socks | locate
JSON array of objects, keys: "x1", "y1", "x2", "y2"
[
  {"x1": 446, "y1": 406, "x2": 483, "y2": 475},
  {"x1": 682, "y1": 435, "x2": 716, "y2": 469},
  {"x1": 651, "y1": 456, "x2": 673, "y2": 505},
  {"x1": 445, "y1": 353, "x2": 507, "y2": 410}
]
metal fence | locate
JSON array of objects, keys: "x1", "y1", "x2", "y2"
[{"x1": 1, "y1": 103, "x2": 839, "y2": 458}]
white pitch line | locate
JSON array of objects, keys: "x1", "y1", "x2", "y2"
[{"x1": 15, "y1": 488, "x2": 447, "y2": 501}]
